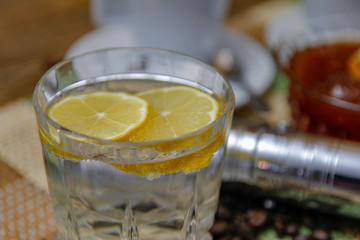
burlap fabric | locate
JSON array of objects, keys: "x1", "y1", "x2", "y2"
[{"x1": 0, "y1": 99, "x2": 58, "y2": 240}]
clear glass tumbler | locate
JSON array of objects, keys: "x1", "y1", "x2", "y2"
[{"x1": 33, "y1": 48, "x2": 234, "y2": 240}]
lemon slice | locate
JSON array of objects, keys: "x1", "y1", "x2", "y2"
[
  {"x1": 48, "y1": 91, "x2": 148, "y2": 140},
  {"x1": 348, "y1": 47, "x2": 360, "y2": 79},
  {"x1": 128, "y1": 86, "x2": 220, "y2": 141},
  {"x1": 45, "y1": 86, "x2": 224, "y2": 178},
  {"x1": 110, "y1": 85, "x2": 223, "y2": 177}
]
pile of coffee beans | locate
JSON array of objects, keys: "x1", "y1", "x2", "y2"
[{"x1": 211, "y1": 182, "x2": 360, "y2": 240}]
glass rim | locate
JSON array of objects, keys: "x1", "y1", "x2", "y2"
[
  {"x1": 33, "y1": 47, "x2": 235, "y2": 146},
  {"x1": 291, "y1": 78, "x2": 360, "y2": 112}
]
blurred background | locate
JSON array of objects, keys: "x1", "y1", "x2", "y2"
[
  {"x1": 1, "y1": 0, "x2": 360, "y2": 239},
  {"x1": 0, "y1": 0, "x2": 290, "y2": 105}
]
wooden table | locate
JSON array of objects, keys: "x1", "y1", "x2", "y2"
[{"x1": 0, "y1": 0, "x2": 93, "y2": 106}]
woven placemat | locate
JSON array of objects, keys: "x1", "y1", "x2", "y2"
[
  {"x1": 0, "y1": 98, "x2": 47, "y2": 191},
  {"x1": 0, "y1": 99, "x2": 60, "y2": 240},
  {"x1": 0, "y1": 160, "x2": 58, "y2": 240}
]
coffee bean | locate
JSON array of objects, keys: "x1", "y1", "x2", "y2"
[
  {"x1": 311, "y1": 229, "x2": 330, "y2": 240},
  {"x1": 234, "y1": 214, "x2": 254, "y2": 235},
  {"x1": 246, "y1": 209, "x2": 267, "y2": 227},
  {"x1": 211, "y1": 221, "x2": 233, "y2": 237},
  {"x1": 217, "y1": 203, "x2": 233, "y2": 220},
  {"x1": 213, "y1": 182, "x2": 360, "y2": 240},
  {"x1": 274, "y1": 216, "x2": 285, "y2": 236},
  {"x1": 231, "y1": 236, "x2": 242, "y2": 240},
  {"x1": 303, "y1": 216, "x2": 313, "y2": 228},
  {"x1": 286, "y1": 222, "x2": 299, "y2": 237}
]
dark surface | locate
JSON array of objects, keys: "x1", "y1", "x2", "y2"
[{"x1": 212, "y1": 182, "x2": 360, "y2": 240}]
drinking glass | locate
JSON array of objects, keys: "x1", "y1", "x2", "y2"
[{"x1": 33, "y1": 48, "x2": 235, "y2": 240}]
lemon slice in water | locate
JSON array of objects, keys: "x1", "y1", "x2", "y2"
[
  {"x1": 48, "y1": 91, "x2": 148, "y2": 140},
  {"x1": 111, "y1": 85, "x2": 223, "y2": 177},
  {"x1": 128, "y1": 86, "x2": 220, "y2": 141},
  {"x1": 46, "y1": 86, "x2": 223, "y2": 177}
]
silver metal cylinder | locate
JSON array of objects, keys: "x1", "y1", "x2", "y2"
[{"x1": 224, "y1": 120, "x2": 360, "y2": 218}]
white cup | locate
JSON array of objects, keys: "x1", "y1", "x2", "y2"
[{"x1": 68, "y1": 0, "x2": 230, "y2": 61}]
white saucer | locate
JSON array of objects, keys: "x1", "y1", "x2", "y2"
[
  {"x1": 66, "y1": 26, "x2": 275, "y2": 108},
  {"x1": 217, "y1": 28, "x2": 275, "y2": 107}
]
